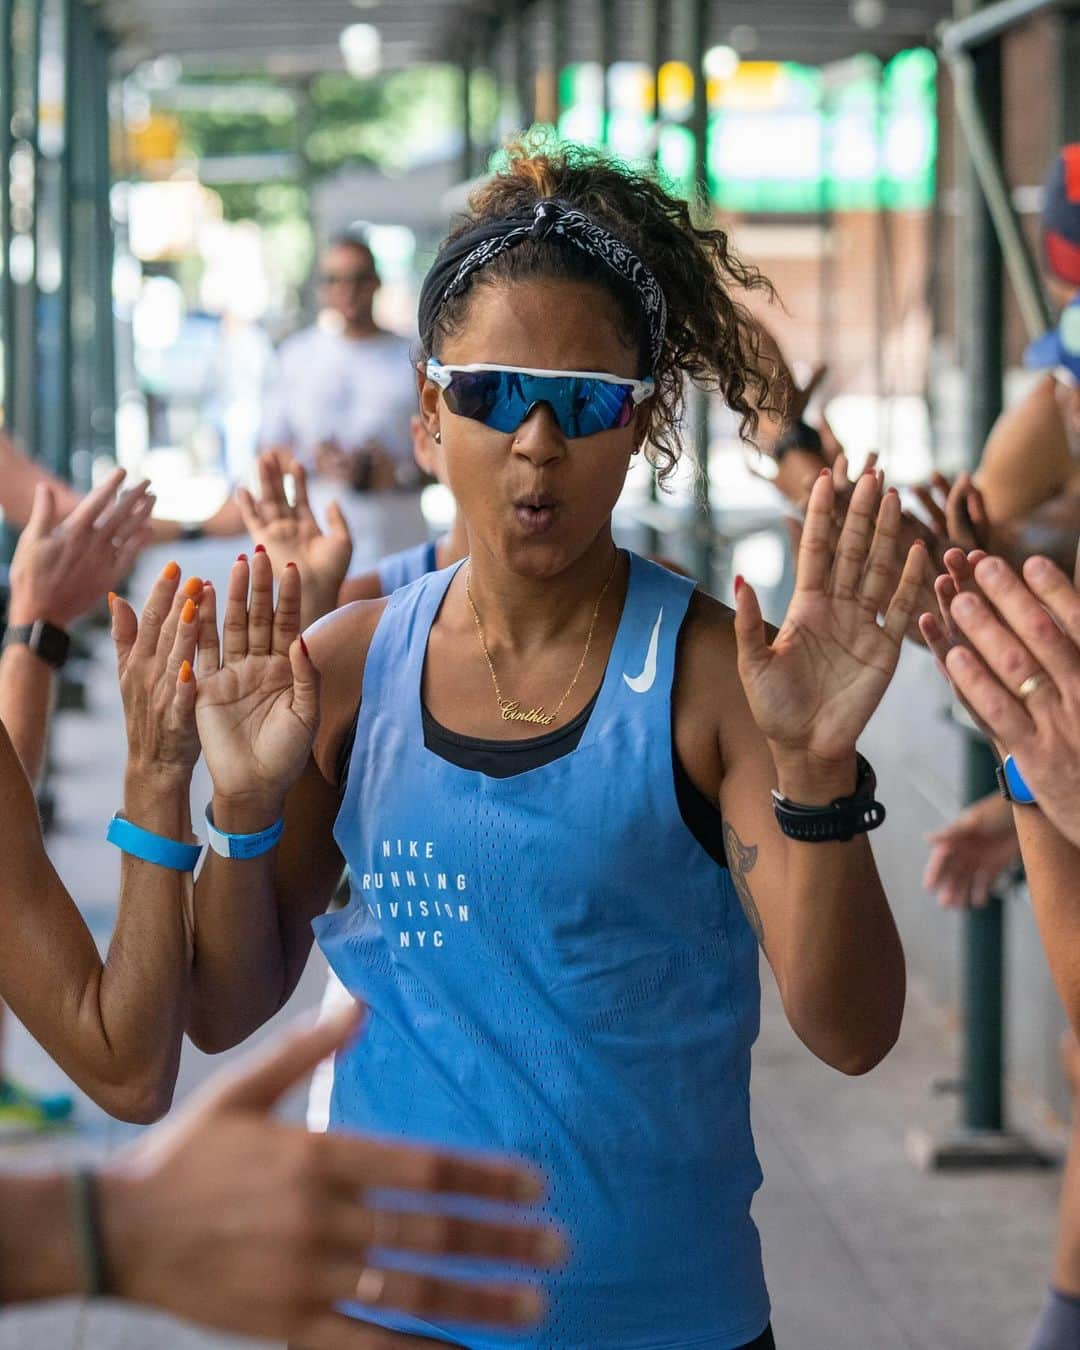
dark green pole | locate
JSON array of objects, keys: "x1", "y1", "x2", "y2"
[
  {"x1": 1060, "y1": 8, "x2": 1080, "y2": 142},
  {"x1": 27, "y1": 0, "x2": 42, "y2": 459},
  {"x1": 552, "y1": 0, "x2": 568, "y2": 125},
  {"x1": 599, "y1": 0, "x2": 614, "y2": 147},
  {"x1": 1, "y1": 0, "x2": 15, "y2": 437},
  {"x1": 460, "y1": 36, "x2": 474, "y2": 182},
  {"x1": 55, "y1": 0, "x2": 75, "y2": 479},
  {"x1": 689, "y1": 0, "x2": 711, "y2": 588},
  {"x1": 90, "y1": 22, "x2": 115, "y2": 460},
  {"x1": 959, "y1": 0, "x2": 1005, "y2": 1135},
  {"x1": 650, "y1": 0, "x2": 668, "y2": 164}
]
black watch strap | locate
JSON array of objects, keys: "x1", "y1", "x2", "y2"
[
  {"x1": 994, "y1": 762, "x2": 1012, "y2": 802},
  {"x1": 772, "y1": 752, "x2": 885, "y2": 843},
  {"x1": 3, "y1": 619, "x2": 71, "y2": 670}
]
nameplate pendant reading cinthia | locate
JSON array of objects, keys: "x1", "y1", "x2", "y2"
[{"x1": 499, "y1": 700, "x2": 555, "y2": 727}]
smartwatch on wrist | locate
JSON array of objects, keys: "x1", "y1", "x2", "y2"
[
  {"x1": 772, "y1": 752, "x2": 886, "y2": 843},
  {"x1": 995, "y1": 754, "x2": 1037, "y2": 806},
  {"x1": 3, "y1": 619, "x2": 71, "y2": 670}
]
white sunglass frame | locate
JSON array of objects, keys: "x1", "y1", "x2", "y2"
[{"x1": 424, "y1": 359, "x2": 655, "y2": 405}]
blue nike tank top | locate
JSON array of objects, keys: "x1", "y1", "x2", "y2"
[
  {"x1": 376, "y1": 538, "x2": 439, "y2": 596},
  {"x1": 314, "y1": 551, "x2": 769, "y2": 1349}
]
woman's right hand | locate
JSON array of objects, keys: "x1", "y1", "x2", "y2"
[
  {"x1": 194, "y1": 550, "x2": 320, "y2": 818},
  {"x1": 237, "y1": 452, "x2": 353, "y2": 628}
]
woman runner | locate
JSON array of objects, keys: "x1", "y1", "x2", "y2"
[{"x1": 189, "y1": 143, "x2": 924, "y2": 1348}]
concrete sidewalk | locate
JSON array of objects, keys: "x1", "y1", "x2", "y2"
[{"x1": 0, "y1": 543, "x2": 1066, "y2": 1349}]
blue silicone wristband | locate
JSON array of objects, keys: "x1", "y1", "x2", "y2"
[
  {"x1": 1003, "y1": 754, "x2": 1037, "y2": 806},
  {"x1": 205, "y1": 805, "x2": 285, "y2": 860},
  {"x1": 106, "y1": 814, "x2": 203, "y2": 871}
]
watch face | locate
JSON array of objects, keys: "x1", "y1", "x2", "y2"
[{"x1": 30, "y1": 621, "x2": 70, "y2": 668}]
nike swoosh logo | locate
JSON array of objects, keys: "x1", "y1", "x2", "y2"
[{"x1": 623, "y1": 607, "x2": 663, "y2": 694}]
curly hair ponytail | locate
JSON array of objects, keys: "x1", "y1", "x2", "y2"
[{"x1": 424, "y1": 136, "x2": 779, "y2": 483}]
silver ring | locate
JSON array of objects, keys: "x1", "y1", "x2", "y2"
[
  {"x1": 1018, "y1": 671, "x2": 1048, "y2": 701},
  {"x1": 355, "y1": 1267, "x2": 386, "y2": 1304}
]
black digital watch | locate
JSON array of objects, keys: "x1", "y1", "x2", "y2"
[
  {"x1": 3, "y1": 619, "x2": 72, "y2": 670},
  {"x1": 771, "y1": 752, "x2": 885, "y2": 843}
]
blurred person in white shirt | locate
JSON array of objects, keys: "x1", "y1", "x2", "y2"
[{"x1": 259, "y1": 232, "x2": 424, "y2": 574}]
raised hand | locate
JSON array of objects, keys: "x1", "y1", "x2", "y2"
[
  {"x1": 923, "y1": 792, "x2": 1020, "y2": 909},
  {"x1": 735, "y1": 468, "x2": 927, "y2": 780},
  {"x1": 112, "y1": 562, "x2": 204, "y2": 787},
  {"x1": 194, "y1": 550, "x2": 319, "y2": 816},
  {"x1": 100, "y1": 1004, "x2": 558, "y2": 1347},
  {"x1": 237, "y1": 452, "x2": 352, "y2": 627},
  {"x1": 7, "y1": 470, "x2": 154, "y2": 629},
  {"x1": 925, "y1": 553, "x2": 1080, "y2": 850}
]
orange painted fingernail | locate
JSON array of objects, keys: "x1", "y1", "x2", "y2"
[
  {"x1": 107, "y1": 591, "x2": 116, "y2": 613},
  {"x1": 254, "y1": 543, "x2": 267, "y2": 555},
  {"x1": 179, "y1": 660, "x2": 193, "y2": 684},
  {"x1": 181, "y1": 598, "x2": 196, "y2": 623},
  {"x1": 182, "y1": 576, "x2": 202, "y2": 598},
  {"x1": 162, "y1": 561, "x2": 180, "y2": 581}
]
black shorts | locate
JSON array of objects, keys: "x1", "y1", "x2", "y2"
[{"x1": 740, "y1": 1326, "x2": 776, "y2": 1350}]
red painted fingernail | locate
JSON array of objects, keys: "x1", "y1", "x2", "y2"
[
  {"x1": 734, "y1": 574, "x2": 745, "y2": 597},
  {"x1": 819, "y1": 467, "x2": 830, "y2": 478},
  {"x1": 299, "y1": 635, "x2": 310, "y2": 659},
  {"x1": 286, "y1": 560, "x2": 297, "y2": 570},
  {"x1": 254, "y1": 544, "x2": 267, "y2": 555},
  {"x1": 179, "y1": 660, "x2": 193, "y2": 684},
  {"x1": 236, "y1": 552, "x2": 247, "y2": 563}
]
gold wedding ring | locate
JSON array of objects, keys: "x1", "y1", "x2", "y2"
[{"x1": 1018, "y1": 671, "x2": 1048, "y2": 701}]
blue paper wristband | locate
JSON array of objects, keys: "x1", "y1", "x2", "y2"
[
  {"x1": 106, "y1": 814, "x2": 203, "y2": 872},
  {"x1": 205, "y1": 805, "x2": 285, "y2": 860}
]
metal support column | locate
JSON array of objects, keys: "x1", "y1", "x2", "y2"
[
  {"x1": 689, "y1": 0, "x2": 711, "y2": 587},
  {"x1": 650, "y1": 0, "x2": 669, "y2": 166},
  {"x1": 552, "y1": 0, "x2": 568, "y2": 125},
  {"x1": 460, "y1": 37, "x2": 475, "y2": 182},
  {"x1": 26, "y1": 0, "x2": 42, "y2": 458},
  {"x1": 599, "y1": 0, "x2": 614, "y2": 147},
  {"x1": 1059, "y1": 7, "x2": 1080, "y2": 142},
  {"x1": 54, "y1": 0, "x2": 75, "y2": 478},
  {"x1": 1, "y1": 0, "x2": 15, "y2": 434},
  {"x1": 512, "y1": 0, "x2": 534, "y2": 132},
  {"x1": 90, "y1": 21, "x2": 114, "y2": 460},
  {"x1": 908, "y1": 0, "x2": 1052, "y2": 1171}
]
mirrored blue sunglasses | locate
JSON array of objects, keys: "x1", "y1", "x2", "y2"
[{"x1": 425, "y1": 360, "x2": 654, "y2": 439}]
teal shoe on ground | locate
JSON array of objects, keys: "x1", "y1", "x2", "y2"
[{"x1": 0, "y1": 1077, "x2": 75, "y2": 1134}]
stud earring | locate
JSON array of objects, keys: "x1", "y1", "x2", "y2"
[{"x1": 433, "y1": 430, "x2": 442, "y2": 443}]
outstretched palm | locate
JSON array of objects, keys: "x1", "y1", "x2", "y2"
[
  {"x1": 194, "y1": 553, "x2": 319, "y2": 809},
  {"x1": 736, "y1": 470, "x2": 927, "y2": 764},
  {"x1": 237, "y1": 452, "x2": 352, "y2": 628}
]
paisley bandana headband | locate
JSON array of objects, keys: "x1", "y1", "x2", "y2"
[{"x1": 418, "y1": 198, "x2": 668, "y2": 370}]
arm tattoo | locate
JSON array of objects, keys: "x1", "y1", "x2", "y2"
[{"x1": 723, "y1": 822, "x2": 764, "y2": 947}]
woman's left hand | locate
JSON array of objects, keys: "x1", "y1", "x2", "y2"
[
  {"x1": 934, "y1": 553, "x2": 1080, "y2": 850},
  {"x1": 734, "y1": 468, "x2": 927, "y2": 780},
  {"x1": 112, "y1": 562, "x2": 204, "y2": 787}
]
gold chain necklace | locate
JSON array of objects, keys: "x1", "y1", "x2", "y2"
[{"x1": 465, "y1": 552, "x2": 620, "y2": 728}]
